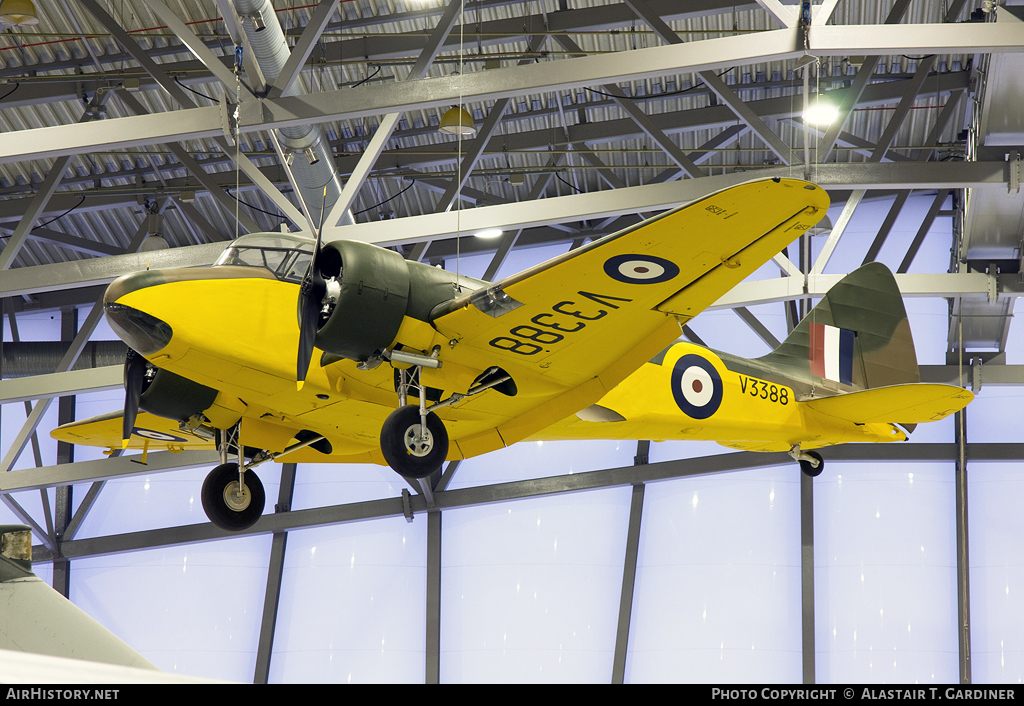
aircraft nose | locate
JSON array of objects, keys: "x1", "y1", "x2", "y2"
[{"x1": 104, "y1": 271, "x2": 173, "y2": 355}]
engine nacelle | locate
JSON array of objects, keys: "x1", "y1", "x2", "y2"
[
  {"x1": 314, "y1": 240, "x2": 411, "y2": 361},
  {"x1": 135, "y1": 360, "x2": 220, "y2": 424},
  {"x1": 312, "y1": 240, "x2": 493, "y2": 362}
]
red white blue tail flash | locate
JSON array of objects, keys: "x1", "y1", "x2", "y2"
[{"x1": 809, "y1": 322, "x2": 854, "y2": 385}]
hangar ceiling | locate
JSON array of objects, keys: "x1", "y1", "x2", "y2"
[{"x1": 0, "y1": 0, "x2": 1022, "y2": 684}]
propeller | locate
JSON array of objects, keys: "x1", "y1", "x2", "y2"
[
  {"x1": 295, "y1": 186, "x2": 329, "y2": 390},
  {"x1": 122, "y1": 348, "x2": 148, "y2": 449}
]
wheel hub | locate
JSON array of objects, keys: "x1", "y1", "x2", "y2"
[
  {"x1": 403, "y1": 424, "x2": 434, "y2": 457},
  {"x1": 223, "y1": 480, "x2": 251, "y2": 512}
]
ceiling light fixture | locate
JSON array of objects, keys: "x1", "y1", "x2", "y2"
[
  {"x1": 0, "y1": 0, "x2": 39, "y2": 26},
  {"x1": 803, "y1": 97, "x2": 839, "y2": 127},
  {"x1": 439, "y1": 106, "x2": 476, "y2": 137},
  {"x1": 474, "y1": 229, "x2": 502, "y2": 239}
]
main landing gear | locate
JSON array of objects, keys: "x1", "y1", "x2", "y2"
[
  {"x1": 201, "y1": 425, "x2": 330, "y2": 530},
  {"x1": 789, "y1": 445, "x2": 824, "y2": 477},
  {"x1": 377, "y1": 354, "x2": 514, "y2": 480},
  {"x1": 380, "y1": 362, "x2": 449, "y2": 479},
  {"x1": 202, "y1": 461, "x2": 265, "y2": 531},
  {"x1": 202, "y1": 426, "x2": 266, "y2": 531}
]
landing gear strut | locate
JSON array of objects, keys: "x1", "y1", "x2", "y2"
[
  {"x1": 380, "y1": 362, "x2": 449, "y2": 479},
  {"x1": 789, "y1": 445, "x2": 824, "y2": 477}
]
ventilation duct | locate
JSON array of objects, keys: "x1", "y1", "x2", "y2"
[
  {"x1": 1, "y1": 341, "x2": 127, "y2": 378},
  {"x1": 233, "y1": 0, "x2": 354, "y2": 227}
]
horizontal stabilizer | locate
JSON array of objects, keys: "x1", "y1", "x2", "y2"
[
  {"x1": 806, "y1": 384, "x2": 973, "y2": 424},
  {"x1": 51, "y1": 410, "x2": 214, "y2": 451}
]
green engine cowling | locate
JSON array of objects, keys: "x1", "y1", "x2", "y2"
[
  {"x1": 313, "y1": 240, "x2": 487, "y2": 361},
  {"x1": 314, "y1": 240, "x2": 410, "y2": 361}
]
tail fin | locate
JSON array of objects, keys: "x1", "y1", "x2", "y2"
[{"x1": 757, "y1": 262, "x2": 919, "y2": 391}]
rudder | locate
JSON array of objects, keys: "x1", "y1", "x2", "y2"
[{"x1": 756, "y1": 262, "x2": 919, "y2": 391}]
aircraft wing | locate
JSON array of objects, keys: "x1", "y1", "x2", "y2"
[{"x1": 430, "y1": 177, "x2": 829, "y2": 455}]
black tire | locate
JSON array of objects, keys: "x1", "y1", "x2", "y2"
[
  {"x1": 201, "y1": 462, "x2": 265, "y2": 531},
  {"x1": 380, "y1": 405, "x2": 449, "y2": 479},
  {"x1": 799, "y1": 450, "x2": 824, "y2": 478}
]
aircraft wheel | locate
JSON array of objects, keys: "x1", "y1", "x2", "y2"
[
  {"x1": 201, "y1": 462, "x2": 265, "y2": 531},
  {"x1": 380, "y1": 405, "x2": 449, "y2": 479},
  {"x1": 799, "y1": 451, "x2": 824, "y2": 478}
]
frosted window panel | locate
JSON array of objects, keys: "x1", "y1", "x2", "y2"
[
  {"x1": 71, "y1": 536, "x2": 271, "y2": 681},
  {"x1": 648, "y1": 439, "x2": 733, "y2": 462},
  {"x1": 904, "y1": 298, "x2": 951, "y2": 366},
  {"x1": 2, "y1": 400, "x2": 59, "y2": 470},
  {"x1": 814, "y1": 462, "x2": 958, "y2": 683},
  {"x1": 626, "y1": 467, "x2": 801, "y2": 683},
  {"x1": 491, "y1": 243, "x2": 568, "y2": 282},
  {"x1": 966, "y1": 387, "x2": 1024, "y2": 442},
  {"x1": 443, "y1": 251, "x2": 490, "y2": 281},
  {"x1": 3, "y1": 310, "x2": 59, "y2": 341},
  {"x1": 819, "y1": 198, "x2": 892, "y2": 275},
  {"x1": 270, "y1": 519, "x2": 426, "y2": 684},
  {"x1": 447, "y1": 439, "x2": 635, "y2": 490},
  {"x1": 441, "y1": 487, "x2": 631, "y2": 683},
  {"x1": 687, "y1": 309, "x2": 772, "y2": 360},
  {"x1": 968, "y1": 462, "x2": 1024, "y2": 683},
  {"x1": 291, "y1": 462, "x2": 405, "y2": 509}
]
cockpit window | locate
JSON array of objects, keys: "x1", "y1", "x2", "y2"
[{"x1": 215, "y1": 234, "x2": 314, "y2": 283}]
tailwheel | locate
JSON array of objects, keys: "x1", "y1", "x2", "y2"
[
  {"x1": 201, "y1": 462, "x2": 265, "y2": 530},
  {"x1": 798, "y1": 450, "x2": 824, "y2": 478},
  {"x1": 380, "y1": 405, "x2": 449, "y2": 479}
]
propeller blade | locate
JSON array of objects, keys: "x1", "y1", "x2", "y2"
[
  {"x1": 296, "y1": 186, "x2": 329, "y2": 390},
  {"x1": 295, "y1": 273, "x2": 323, "y2": 389},
  {"x1": 122, "y1": 349, "x2": 147, "y2": 449}
]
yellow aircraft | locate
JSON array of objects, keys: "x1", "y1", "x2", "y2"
[{"x1": 49, "y1": 178, "x2": 971, "y2": 531}]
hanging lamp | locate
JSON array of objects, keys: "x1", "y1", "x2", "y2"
[
  {"x1": 439, "y1": 106, "x2": 476, "y2": 137},
  {"x1": 0, "y1": 0, "x2": 39, "y2": 26}
]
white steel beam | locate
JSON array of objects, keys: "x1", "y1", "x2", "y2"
[
  {"x1": 0, "y1": 24, "x2": 1016, "y2": 166},
  {"x1": 0, "y1": 161, "x2": 1010, "y2": 300},
  {"x1": 0, "y1": 367, "x2": 122, "y2": 405},
  {"x1": 141, "y1": 0, "x2": 239, "y2": 92}
]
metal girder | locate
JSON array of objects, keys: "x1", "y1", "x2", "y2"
[
  {"x1": 954, "y1": 409, "x2": 972, "y2": 683},
  {"x1": 734, "y1": 307, "x2": 782, "y2": 349},
  {"x1": 897, "y1": 189, "x2": 950, "y2": 273},
  {"x1": 0, "y1": 450, "x2": 219, "y2": 496},
  {"x1": 141, "y1": 0, "x2": 240, "y2": 92},
  {"x1": 323, "y1": 0, "x2": 464, "y2": 227},
  {"x1": 801, "y1": 469, "x2": 814, "y2": 684},
  {"x1": 426, "y1": 507, "x2": 441, "y2": 684},
  {"x1": 712, "y1": 270, "x2": 1019, "y2": 310},
  {"x1": 254, "y1": 463, "x2": 296, "y2": 684},
  {"x1": 433, "y1": 100, "x2": 513, "y2": 213},
  {"x1": 620, "y1": 0, "x2": 794, "y2": 165},
  {"x1": 0, "y1": 72, "x2": 969, "y2": 211},
  {"x1": 0, "y1": 366, "x2": 122, "y2": 405},
  {"x1": 611, "y1": 483, "x2": 644, "y2": 684},
  {"x1": 811, "y1": 189, "x2": 864, "y2": 276},
  {"x1": 267, "y1": 0, "x2": 340, "y2": 99},
  {"x1": 816, "y1": 0, "x2": 913, "y2": 162},
  {"x1": 28, "y1": 442, "x2": 1024, "y2": 562},
  {"x1": 0, "y1": 24, "x2": 1014, "y2": 165},
  {"x1": 0, "y1": 161, "x2": 1011, "y2": 301}
]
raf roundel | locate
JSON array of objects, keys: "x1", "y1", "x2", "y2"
[
  {"x1": 671, "y1": 354, "x2": 723, "y2": 419},
  {"x1": 131, "y1": 428, "x2": 188, "y2": 443},
  {"x1": 604, "y1": 254, "x2": 680, "y2": 284}
]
